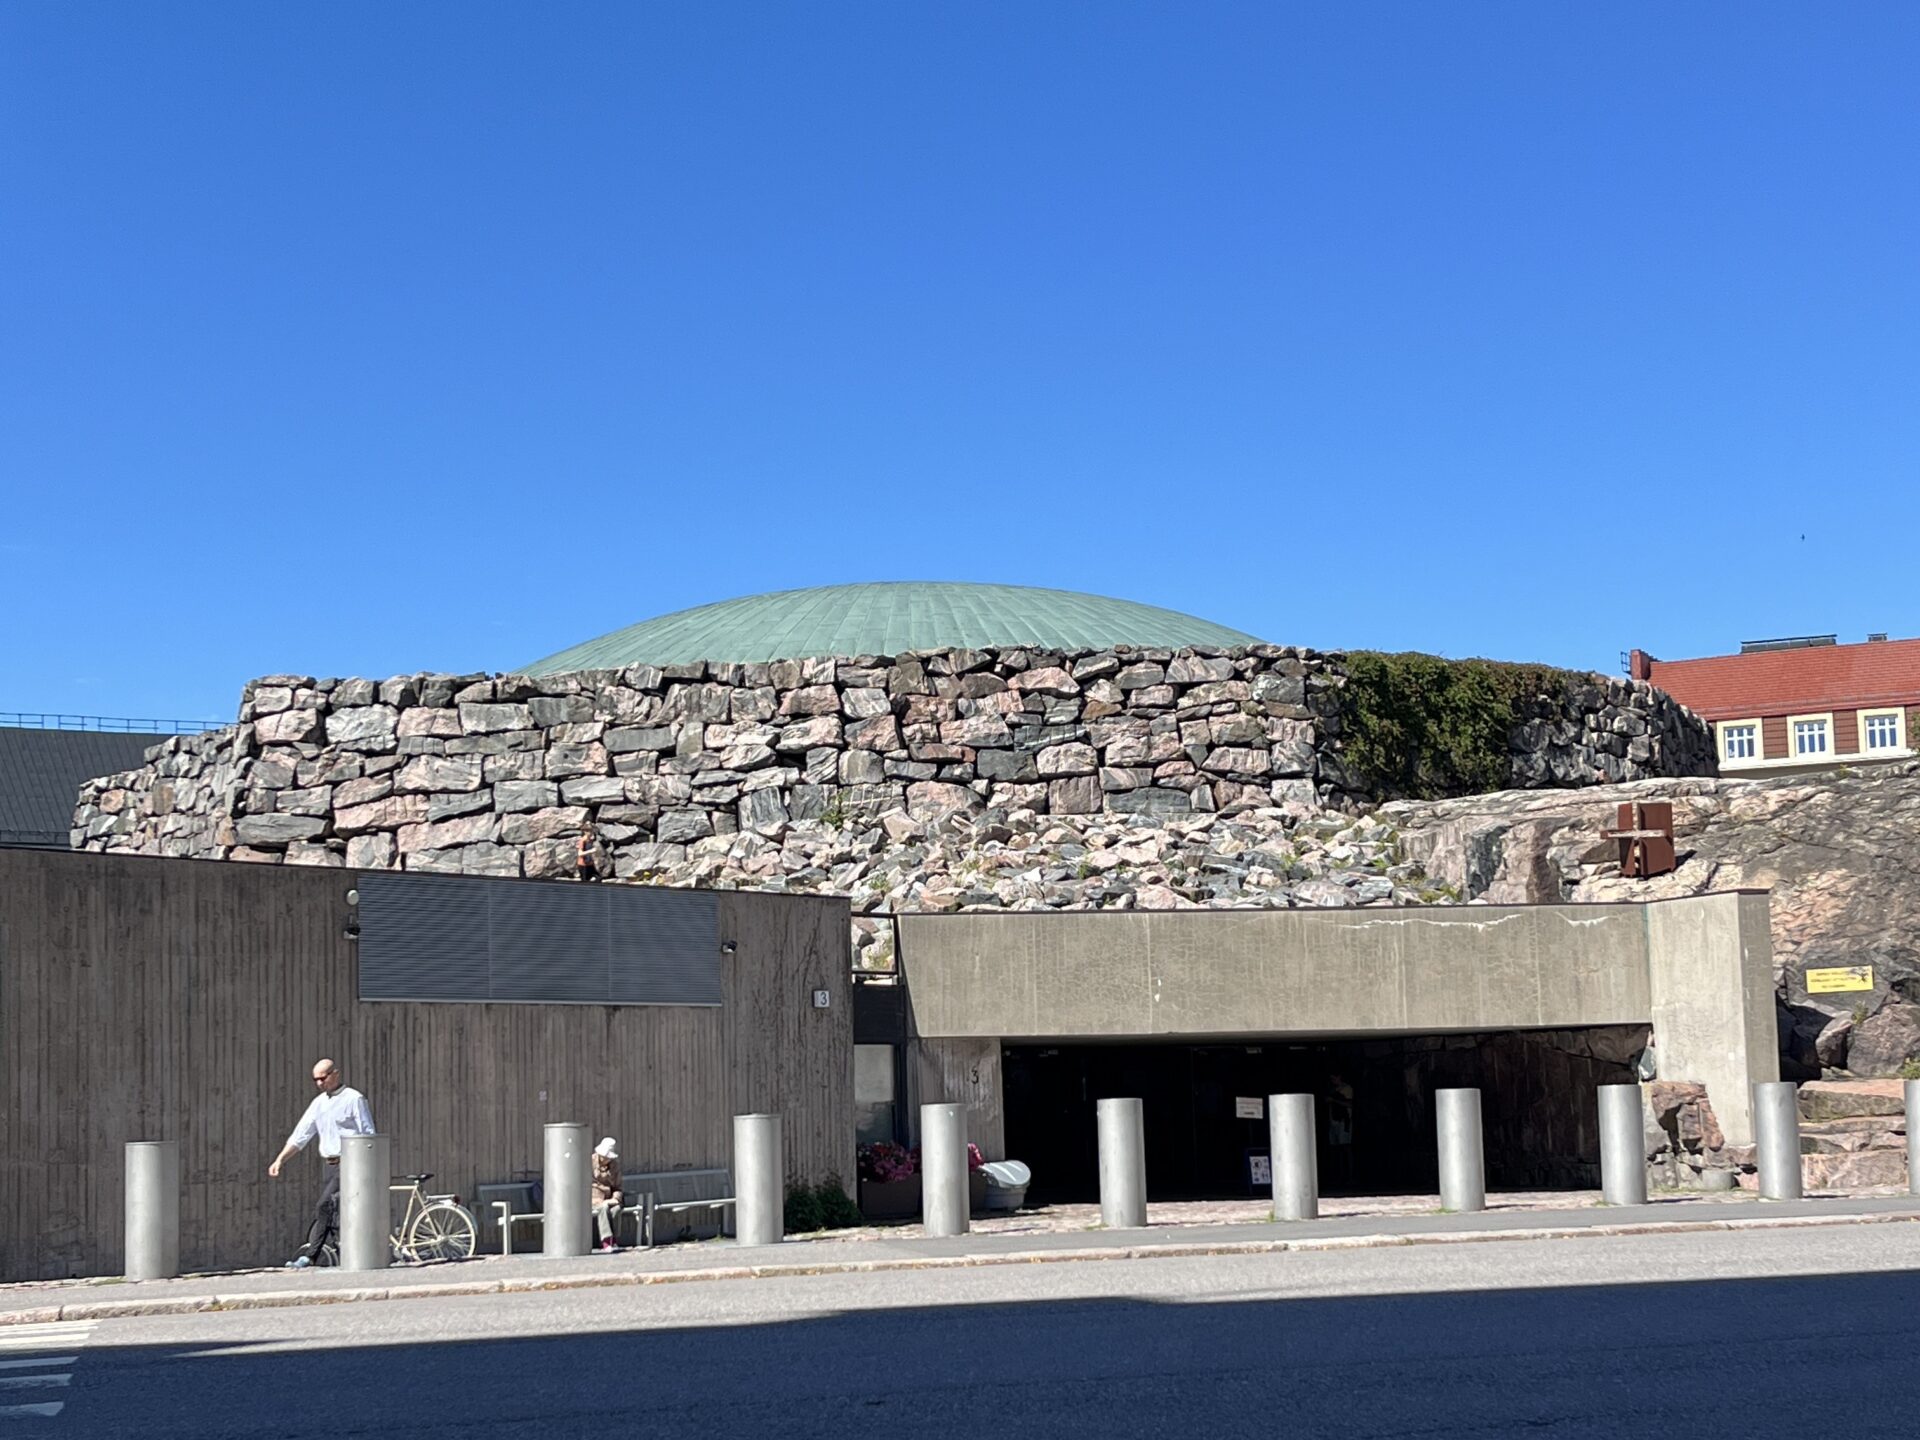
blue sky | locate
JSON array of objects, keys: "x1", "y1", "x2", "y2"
[{"x1": 4, "y1": 5, "x2": 1916, "y2": 722}]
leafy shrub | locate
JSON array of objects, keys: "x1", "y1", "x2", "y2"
[
  {"x1": 782, "y1": 1178, "x2": 864, "y2": 1232},
  {"x1": 813, "y1": 1177, "x2": 863, "y2": 1229},
  {"x1": 784, "y1": 1183, "x2": 824, "y2": 1233},
  {"x1": 1336, "y1": 651, "x2": 1584, "y2": 801}
]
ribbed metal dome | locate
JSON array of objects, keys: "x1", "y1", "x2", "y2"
[{"x1": 519, "y1": 582, "x2": 1262, "y2": 674}]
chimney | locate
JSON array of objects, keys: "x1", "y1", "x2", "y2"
[
  {"x1": 1628, "y1": 649, "x2": 1654, "y2": 682},
  {"x1": 1868, "y1": 633, "x2": 1889, "y2": 643}
]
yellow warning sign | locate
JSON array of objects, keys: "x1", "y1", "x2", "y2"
[{"x1": 1806, "y1": 965, "x2": 1874, "y2": 994}]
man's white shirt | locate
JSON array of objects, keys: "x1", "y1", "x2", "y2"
[{"x1": 285, "y1": 1086, "x2": 375, "y2": 1159}]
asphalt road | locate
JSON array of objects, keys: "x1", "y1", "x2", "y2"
[{"x1": 21, "y1": 1224, "x2": 1920, "y2": 1438}]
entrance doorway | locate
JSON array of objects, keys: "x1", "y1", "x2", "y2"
[{"x1": 1001, "y1": 1026, "x2": 1647, "y2": 1205}]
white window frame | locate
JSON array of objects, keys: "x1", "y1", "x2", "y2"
[
  {"x1": 1859, "y1": 707, "x2": 1907, "y2": 754},
  {"x1": 1716, "y1": 719, "x2": 1762, "y2": 765},
  {"x1": 1789, "y1": 712, "x2": 1834, "y2": 758}
]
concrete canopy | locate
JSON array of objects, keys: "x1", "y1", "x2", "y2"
[{"x1": 518, "y1": 582, "x2": 1263, "y2": 674}]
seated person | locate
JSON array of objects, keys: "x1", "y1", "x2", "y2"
[{"x1": 593, "y1": 1137, "x2": 623, "y2": 1251}]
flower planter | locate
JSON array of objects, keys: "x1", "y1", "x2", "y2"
[{"x1": 858, "y1": 1172, "x2": 922, "y2": 1222}]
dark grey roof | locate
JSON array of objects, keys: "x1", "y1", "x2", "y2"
[{"x1": 0, "y1": 728, "x2": 160, "y2": 848}]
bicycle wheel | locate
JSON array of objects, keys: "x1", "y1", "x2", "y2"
[{"x1": 407, "y1": 1200, "x2": 479, "y2": 1263}]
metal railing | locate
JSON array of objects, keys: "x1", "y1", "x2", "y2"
[{"x1": 0, "y1": 712, "x2": 226, "y2": 735}]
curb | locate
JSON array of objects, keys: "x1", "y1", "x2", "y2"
[{"x1": 11, "y1": 1208, "x2": 1918, "y2": 1325}]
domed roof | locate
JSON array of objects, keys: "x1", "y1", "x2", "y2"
[{"x1": 519, "y1": 582, "x2": 1262, "y2": 674}]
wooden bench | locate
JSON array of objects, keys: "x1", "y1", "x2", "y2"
[{"x1": 626, "y1": 1167, "x2": 735, "y2": 1245}]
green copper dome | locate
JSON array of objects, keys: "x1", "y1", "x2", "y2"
[{"x1": 520, "y1": 582, "x2": 1262, "y2": 674}]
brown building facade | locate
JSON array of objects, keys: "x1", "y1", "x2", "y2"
[{"x1": 1631, "y1": 634, "x2": 1920, "y2": 775}]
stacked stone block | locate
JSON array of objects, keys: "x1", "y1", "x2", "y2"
[{"x1": 72, "y1": 645, "x2": 1712, "y2": 877}]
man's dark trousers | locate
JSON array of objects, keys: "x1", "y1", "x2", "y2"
[{"x1": 299, "y1": 1167, "x2": 341, "y2": 1261}]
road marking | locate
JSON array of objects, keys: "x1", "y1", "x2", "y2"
[{"x1": 0, "y1": 1320, "x2": 95, "y2": 1421}]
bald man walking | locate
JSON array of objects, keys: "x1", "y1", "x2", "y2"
[{"x1": 269, "y1": 1058, "x2": 375, "y2": 1268}]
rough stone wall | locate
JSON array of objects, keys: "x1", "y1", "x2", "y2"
[{"x1": 72, "y1": 645, "x2": 1710, "y2": 878}]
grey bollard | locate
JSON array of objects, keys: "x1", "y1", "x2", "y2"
[
  {"x1": 124, "y1": 1140, "x2": 180, "y2": 1280},
  {"x1": 1437, "y1": 1088, "x2": 1486, "y2": 1213},
  {"x1": 339, "y1": 1133, "x2": 392, "y2": 1271},
  {"x1": 543, "y1": 1122, "x2": 592, "y2": 1257},
  {"x1": 1096, "y1": 1098, "x2": 1148, "y2": 1229},
  {"x1": 734, "y1": 1113, "x2": 784, "y2": 1247},
  {"x1": 1755, "y1": 1081, "x2": 1803, "y2": 1201},
  {"x1": 1908, "y1": 1081, "x2": 1920, "y2": 1198},
  {"x1": 1269, "y1": 1094, "x2": 1318, "y2": 1221},
  {"x1": 1598, "y1": 1084, "x2": 1648, "y2": 1207},
  {"x1": 920, "y1": 1102, "x2": 970, "y2": 1237}
]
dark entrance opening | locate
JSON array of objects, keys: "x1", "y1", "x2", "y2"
[{"x1": 1001, "y1": 1026, "x2": 1648, "y2": 1205}]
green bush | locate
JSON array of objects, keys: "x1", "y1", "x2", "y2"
[
  {"x1": 784, "y1": 1184, "x2": 824, "y2": 1233},
  {"x1": 1336, "y1": 651, "x2": 1583, "y2": 801},
  {"x1": 813, "y1": 1176, "x2": 863, "y2": 1229},
  {"x1": 782, "y1": 1178, "x2": 863, "y2": 1232}
]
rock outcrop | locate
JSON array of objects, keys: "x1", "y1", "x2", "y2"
[{"x1": 1385, "y1": 763, "x2": 1920, "y2": 1078}]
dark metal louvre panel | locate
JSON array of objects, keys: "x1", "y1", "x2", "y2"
[
  {"x1": 357, "y1": 874, "x2": 489, "y2": 1000},
  {"x1": 489, "y1": 883, "x2": 609, "y2": 1002},
  {"x1": 608, "y1": 887, "x2": 720, "y2": 1005}
]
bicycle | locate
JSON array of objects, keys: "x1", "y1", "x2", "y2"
[{"x1": 317, "y1": 1172, "x2": 479, "y2": 1266}]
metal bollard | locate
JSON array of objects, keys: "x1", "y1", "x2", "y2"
[
  {"x1": 1755, "y1": 1081, "x2": 1802, "y2": 1201},
  {"x1": 1436, "y1": 1088, "x2": 1486, "y2": 1213},
  {"x1": 543, "y1": 1122, "x2": 592, "y2": 1257},
  {"x1": 1096, "y1": 1098, "x2": 1148, "y2": 1229},
  {"x1": 734, "y1": 1113, "x2": 784, "y2": 1247},
  {"x1": 1908, "y1": 1080, "x2": 1920, "y2": 1198},
  {"x1": 920, "y1": 1103, "x2": 970, "y2": 1238},
  {"x1": 339, "y1": 1133, "x2": 391, "y2": 1271},
  {"x1": 1598, "y1": 1083, "x2": 1648, "y2": 1207},
  {"x1": 124, "y1": 1140, "x2": 180, "y2": 1280},
  {"x1": 1269, "y1": 1094, "x2": 1318, "y2": 1221}
]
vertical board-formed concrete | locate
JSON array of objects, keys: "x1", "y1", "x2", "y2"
[
  {"x1": 542, "y1": 1123, "x2": 591, "y2": 1257},
  {"x1": 1268, "y1": 1094, "x2": 1318, "y2": 1221},
  {"x1": 0, "y1": 849, "x2": 852, "y2": 1282},
  {"x1": 123, "y1": 1141, "x2": 179, "y2": 1281},
  {"x1": 906, "y1": 1037, "x2": 1005, "y2": 1160},
  {"x1": 921, "y1": 1103, "x2": 969, "y2": 1238},
  {"x1": 734, "y1": 1114, "x2": 783, "y2": 1247},
  {"x1": 339, "y1": 1134, "x2": 390, "y2": 1272},
  {"x1": 1754, "y1": 1082, "x2": 1803, "y2": 1201},
  {"x1": 1096, "y1": 1098, "x2": 1148, "y2": 1229},
  {"x1": 1597, "y1": 1085, "x2": 1648, "y2": 1206},
  {"x1": 1437, "y1": 1088, "x2": 1486, "y2": 1213}
]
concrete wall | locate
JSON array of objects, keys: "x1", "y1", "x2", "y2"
[
  {"x1": 1645, "y1": 890, "x2": 1779, "y2": 1145},
  {"x1": 896, "y1": 905, "x2": 1654, "y2": 1042},
  {"x1": 898, "y1": 893, "x2": 1775, "y2": 1158},
  {"x1": 0, "y1": 849, "x2": 851, "y2": 1282},
  {"x1": 903, "y1": 1037, "x2": 1005, "y2": 1160}
]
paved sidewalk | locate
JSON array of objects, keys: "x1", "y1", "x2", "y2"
[{"x1": 8, "y1": 1189, "x2": 1918, "y2": 1325}]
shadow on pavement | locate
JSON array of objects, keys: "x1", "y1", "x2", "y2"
[{"x1": 60, "y1": 1267, "x2": 1920, "y2": 1439}]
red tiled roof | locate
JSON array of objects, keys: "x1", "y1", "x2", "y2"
[{"x1": 1645, "y1": 638, "x2": 1920, "y2": 721}]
